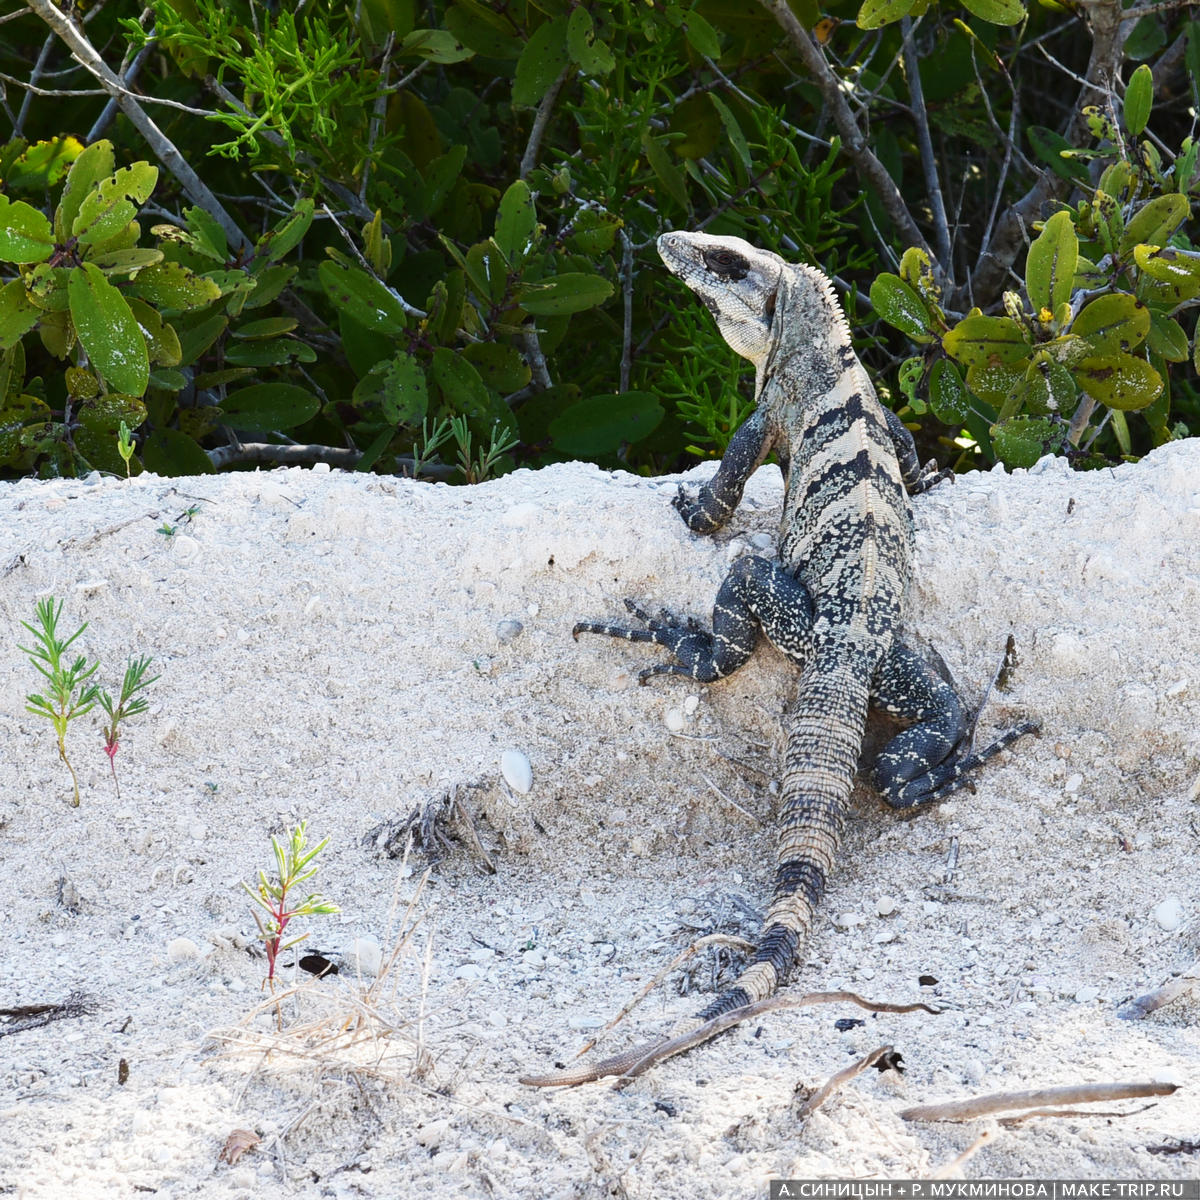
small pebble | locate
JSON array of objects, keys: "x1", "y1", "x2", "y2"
[
  {"x1": 1074, "y1": 986, "x2": 1100, "y2": 1003},
  {"x1": 876, "y1": 896, "x2": 898, "y2": 917},
  {"x1": 416, "y1": 1119, "x2": 451, "y2": 1150},
  {"x1": 1064, "y1": 772, "x2": 1083, "y2": 793},
  {"x1": 683, "y1": 695, "x2": 700, "y2": 716},
  {"x1": 832, "y1": 911, "x2": 864, "y2": 931},
  {"x1": 1152, "y1": 895, "x2": 1184, "y2": 931},
  {"x1": 567, "y1": 1015, "x2": 604, "y2": 1030},
  {"x1": 166, "y1": 937, "x2": 200, "y2": 963},
  {"x1": 500, "y1": 749, "x2": 532, "y2": 794},
  {"x1": 664, "y1": 708, "x2": 685, "y2": 733},
  {"x1": 345, "y1": 935, "x2": 382, "y2": 977},
  {"x1": 496, "y1": 619, "x2": 524, "y2": 644}
]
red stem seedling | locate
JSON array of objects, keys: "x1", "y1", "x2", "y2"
[
  {"x1": 243, "y1": 822, "x2": 340, "y2": 1014},
  {"x1": 99, "y1": 655, "x2": 159, "y2": 798},
  {"x1": 19, "y1": 598, "x2": 100, "y2": 807}
]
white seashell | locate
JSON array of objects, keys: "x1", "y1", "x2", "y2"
[
  {"x1": 167, "y1": 936, "x2": 200, "y2": 963},
  {"x1": 1152, "y1": 895, "x2": 1184, "y2": 931},
  {"x1": 345, "y1": 935, "x2": 382, "y2": 977},
  {"x1": 501, "y1": 749, "x2": 532, "y2": 794}
]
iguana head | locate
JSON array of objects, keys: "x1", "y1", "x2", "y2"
[{"x1": 656, "y1": 231, "x2": 786, "y2": 368}]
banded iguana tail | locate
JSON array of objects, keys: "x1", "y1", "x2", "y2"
[{"x1": 520, "y1": 232, "x2": 1036, "y2": 1088}]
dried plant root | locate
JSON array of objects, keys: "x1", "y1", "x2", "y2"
[{"x1": 900, "y1": 1081, "x2": 1178, "y2": 1123}]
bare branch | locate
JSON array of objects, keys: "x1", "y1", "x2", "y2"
[
  {"x1": 796, "y1": 1044, "x2": 897, "y2": 1118},
  {"x1": 23, "y1": 0, "x2": 250, "y2": 253},
  {"x1": 205, "y1": 441, "x2": 457, "y2": 480},
  {"x1": 900, "y1": 1080, "x2": 1178, "y2": 1122},
  {"x1": 519, "y1": 65, "x2": 570, "y2": 180},
  {"x1": 757, "y1": 0, "x2": 932, "y2": 261},
  {"x1": 900, "y1": 16, "x2": 953, "y2": 278}
]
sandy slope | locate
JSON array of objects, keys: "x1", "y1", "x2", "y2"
[{"x1": 0, "y1": 444, "x2": 1197, "y2": 1199}]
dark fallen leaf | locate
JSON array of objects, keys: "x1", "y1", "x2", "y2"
[
  {"x1": 117, "y1": 1058, "x2": 129, "y2": 1085},
  {"x1": 918, "y1": 974, "x2": 938, "y2": 987},
  {"x1": 834, "y1": 1018, "x2": 865, "y2": 1032},
  {"x1": 653, "y1": 1100, "x2": 677, "y2": 1117},
  {"x1": 874, "y1": 1049, "x2": 905, "y2": 1074},
  {"x1": 298, "y1": 953, "x2": 338, "y2": 977},
  {"x1": 1146, "y1": 1140, "x2": 1199, "y2": 1156}
]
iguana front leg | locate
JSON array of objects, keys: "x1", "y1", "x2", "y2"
[
  {"x1": 674, "y1": 408, "x2": 775, "y2": 534},
  {"x1": 882, "y1": 407, "x2": 953, "y2": 496},
  {"x1": 574, "y1": 556, "x2": 813, "y2": 683}
]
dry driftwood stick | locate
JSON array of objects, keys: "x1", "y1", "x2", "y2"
[
  {"x1": 796, "y1": 1044, "x2": 895, "y2": 1118},
  {"x1": 998, "y1": 1102, "x2": 1160, "y2": 1126},
  {"x1": 1117, "y1": 959, "x2": 1199, "y2": 1020},
  {"x1": 614, "y1": 990, "x2": 940, "y2": 1088},
  {"x1": 900, "y1": 1081, "x2": 1178, "y2": 1122}
]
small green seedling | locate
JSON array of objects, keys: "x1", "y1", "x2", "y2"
[
  {"x1": 20, "y1": 598, "x2": 100, "y2": 807},
  {"x1": 99, "y1": 655, "x2": 159, "y2": 797},
  {"x1": 117, "y1": 421, "x2": 135, "y2": 477},
  {"x1": 243, "y1": 821, "x2": 340, "y2": 989}
]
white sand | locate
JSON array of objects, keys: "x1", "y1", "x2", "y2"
[{"x1": 0, "y1": 444, "x2": 1197, "y2": 1198}]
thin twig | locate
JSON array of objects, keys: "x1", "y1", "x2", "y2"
[
  {"x1": 519, "y1": 65, "x2": 570, "y2": 180},
  {"x1": 755, "y1": 0, "x2": 932, "y2": 261},
  {"x1": 15, "y1": 33, "x2": 54, "y2": 136},
  {"x1": 796, "y1": 1043, "x2": 896, "y2": 1118},
  {"x1": 23, "y1": 0, "x2": 250, "y2": 253},
  {"x1": 1117, "y1": 959, "x2": 1200, "y2": 1020},
  {"x1": 900, "y1": 1081, "x2": 1178, "y2": 1122},
  {"x1": 619, "y1": 229, "x2": 635, "y2": 394},
  {"x1": 900, "y1": 16, "x2": 952, "y2": 276},
  {"x1": 929, "y1": 1128, "x2": 998, "y2": 1178}
]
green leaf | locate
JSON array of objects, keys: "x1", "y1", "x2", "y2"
[
  {"x1": 183, "y1": 205, "x2": 229, "y2": 263},
  {"x1": 88, "y1": 248, "x2": 164, "y2": 275},
  {"x1": 1026, "y1": 126, "x2": 1090, "y2": 186},
  {"x1": 353, "y1": 351, "x2": 428, "y2": 425},
  {"x1": 1025, "y1": 211, "x2": 1078, "y2": 313},
  {"x1": 126, "y1": 297, "x2": 182, "y2": 367},
  {"x1": 141, "y1": 428, "x2": 214, "y2": 475},
  {"x1": 1023, "y1": 355, "x2": 1076, "y2": 416},
  {"x1": 54, "y1": 139, "x2": 114, "y2": 243},
  {"x1": 260, "y1": 198, "x2": 314, "y2": 262},
  {"x1": 943, "y1": 315, "x2": 1030, "y2": 368},
  {"x1": 242, "y1": 264, "x2": 298, "y2": 310},
  {"x1": 991, "y1": 417, "x2": 1065, "y2": 469},
  {"x1": 1124, "y1": 63, "x2": 1154, "y2": 137},
  {"x1": 928, "y1": 359, "x2": 970, "y2": 424},
  {"x1": 68, "y1": 262, "x2": 149, "y2": 396},
  {"x1": 1119, "y1": 193, "x2": 1190, "y2": 257},
  {"x1": 0, "y1": 194, "x2": 54, "y2": 264},
  {"x1": 462, "y1": 342, "x2": 531, "y2": 393},
  {"x1": 422, "y1": 145, "x2": 468, "y2": 217},
  {"x1": 960, "y1": 0, "x2": 1024, "y2": 23},
  {"x1": 4, "y1": 136, "x2": 82, "y2": 193},
  {"x1": 567, "y1": 7, "x2": 615, "y2": 74},
  {"x1": 679, "y1": 9, "x2": 721, "y2": 57},
  {"x1": 72, "y1": 162, "x2": 158, "y2": 247},
  {"x1": 1132, "y1": 245, "x2": 1200, "y2": 301},
  {"x1": 0, "y1": 280, "x2": 39, "y2": 350},
  {"x1": 232, "y1": 316, "x2": 299, "y2": 339},
  {"x1": 856, "y1": 0, "x2": 917, "y2": 30},
  {"x1": 517, "y1": 272, "x2": 613, "y2": 315},
  {"x1": 225, "y1": 337, "x2": 313, "y2": 367},
  {"x1": 401, "y1": 28, "x2": 475, "y2": 63},
  {"x1": 127, "y1": 262, "x2": 223, "y2": 311},
  {"x1": 174, "y1": 312, "x2": 228, "y2": 365},
  {"x1": 495, "y1": 179, "x2": 537, "y2": 267},
  {"x1": 513, "y1": 17, "x2": 569, "y2": 109},
  {"x1": 221, "y1": 383, "x2": 320, "y2": 430},
  {"x1": 429, "y1": 347, "x2": 493, "y2": 420},
  {"x1": 869, "y1": 273, "x2": 933, "y2": 341},
  {"x1": 318, "y1": 257, "x2": 408, "y2": 335},
  {"x1": 566, "y1": 209, "x2": 623, "y2": 256},
  {"x1": 1146, "y1": 311, "x2": 1189, "y2": 362},
  {"x1": 965, "y1": 359, "x2": 1027, "y2": 410},
  {"x1": 641, "y1": 132, "x2": 689, "y2": 210},
  {"x1": 1072, "y1": 353, "x2": 1163, "y2": 410},
  {"x1": 549, "y1": 391, "x2": 665, "y2": 456},
  {"x1": 1070, "y1": 294, "x2": 1150, "y2": 354},
  {"x1": 709, "y1": 93, "x2": 751, "y2": 170}
]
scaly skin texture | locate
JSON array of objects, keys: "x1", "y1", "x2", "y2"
[{"x1": 521, "y1": 233, "x2": 1036, "y2": 1088}]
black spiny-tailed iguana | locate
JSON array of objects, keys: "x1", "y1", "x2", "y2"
[{"x1": 521, "y1": 232, "x2": 1036, "y2": 1088}]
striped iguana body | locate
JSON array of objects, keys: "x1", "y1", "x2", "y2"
[{"x1": 521, "y1": 232, "x2": 1034, "y2": 1088}]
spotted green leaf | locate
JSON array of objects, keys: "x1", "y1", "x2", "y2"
[
  {"x1": 318, "y1": 256, "x2": 408, "y2": 335},
  {"x1": 127, "y1": 262, "x2": 223, "y2": 311},
  {"x1": 353, "y1": 351, "x2": 428, "y2": 426},
  {"x1": 495, "y1": 180, "x2": 537, "y2": 267},
  {"x1": 72, "y1": 162, "x2": 158, "y2": 247},
  {"x1": 68, "y1": 262, "x2": 149, "y2": 396},
  {"x1": 943, "y1": 315, "x2": 1030, "y2": 368},
  {"x1": 1119, "y1": 193, "x2": 1189, "y2": 258},
  {"x1": 856, "y1": 0, "x2": 917, "y2": 30},
  {"x1": 0, "y1": 279, "x2": 39, "y2": 350},
  {"x1": 462, "y1": 342, "x2": 531, "y2": 393},
  {"x1": 401, "y1": 28, "x2": 475, "y2": 63},
  {"x1": 1026, "y1": 211, "x2": 1078, "y2": 313},
  {"x1": 1072, "y1": 353, "x2": 1163, "y2": 411},
  {"x1": 641, "y1": 132, "x2": 689, "y2": 211},
  {"x1": 869, "y1": 273, "x2": 933, "y2": 341},
  {"x1": 54, "y1": 139, "x2": 114, "y2": 243},
  {"x1": 929, "y1": 359, "x2": 969, "y2": 424},
  {"x1": 1070, "y1": 294, "x2": 1150, "y2": 355},
  {"x1": 567, "y1": 7, "x2": 614, "y2": 74},
  {"x1": 549, "y1": 391, "x2": 664, "y2": 456},
  {"x1": 513, "y1": 17, "x2": 568, "y2": 108},
  {"x1": 992, "y1": 417, "x2": 1066, "y2": 469},
  {"x1": 0, "y1": 194, "x2": 54, "y2": 264},
  {"x1": 1146, "y1": 311, "x2": 1189, "y2": 362}
]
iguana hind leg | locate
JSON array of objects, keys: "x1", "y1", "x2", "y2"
[
  {"x1": 871, "y1": 640, "x2": 1036, "y2": 809},
  {"x1": 573, "y1": 556, "x2": 813, "y2": 684}
]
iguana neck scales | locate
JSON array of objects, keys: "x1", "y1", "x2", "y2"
[{"x1": 521, "y1": 232, "x2": 1035, "y2": 1088}]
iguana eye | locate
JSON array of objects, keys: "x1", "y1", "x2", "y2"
[{"x1": 703, "y1": 248, "x2": 748, "y2": 279}]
